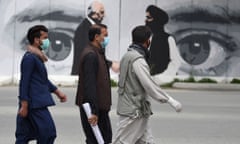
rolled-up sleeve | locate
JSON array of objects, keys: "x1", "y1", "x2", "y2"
[{"x1": 132, "y1": 58, "x2": 169, "y2": 103}]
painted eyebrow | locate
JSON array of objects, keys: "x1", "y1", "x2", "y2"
[
  {"x1": 16, "y1": 10, "x2": 83, "y2": 23},
  {"x1": 170, "y1": 6, "x2": 240, "y2": 24}
]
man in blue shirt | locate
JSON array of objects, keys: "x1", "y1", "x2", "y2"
[{"x1": 15, "y1": 25, "x2": 67, "y2": 144}]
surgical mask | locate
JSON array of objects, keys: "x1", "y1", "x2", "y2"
[
  {"x1": 101, "y1": 37, "x2": 109, "y2": 48},
  {"x1": 40, "y1": 38, "x2": 50, "y2": 50}
]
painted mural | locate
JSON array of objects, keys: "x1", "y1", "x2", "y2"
[
  {"x1": 0, "y1": 0, "x2": 239, "y2": 81},
  {"x1": 165, "y1": 0, "x2": 240, "y2": 77}
]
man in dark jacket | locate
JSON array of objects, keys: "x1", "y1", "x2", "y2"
[{"x1": 75, "y1": 24, "x2": 112, "y2": 144}]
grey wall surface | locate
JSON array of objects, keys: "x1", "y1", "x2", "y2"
[{"x1": 0, "y1": 0, "x2": 239, "y2": 79}]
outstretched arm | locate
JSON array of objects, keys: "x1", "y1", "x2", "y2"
[{"x1": 133, "y1": 58, "x2": 182, "y2": 112}]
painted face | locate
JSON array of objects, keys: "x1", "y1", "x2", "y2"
[
  {"x1": 0, "y1": 0, "x2": 84, "y2": 75},
  {"x1": 164, "y1": 0, "x2": 240, "y2": 76},
  {"x1": 91, "y1": 2, "x2": 105, "y2": 23},
  {"x1": 145, "y1": 12, "x2": 153, "y2": 23},
  {"x1": 1, "y1": 0, "x2": 240, "y2": 77}
]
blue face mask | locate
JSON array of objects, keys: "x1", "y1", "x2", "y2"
[
  {"x1": 101, "y1": 37, "x2": 109, "y2": 48},
  {"x1": 40, "y1": 38, "x2": 50, "y2": 50}
]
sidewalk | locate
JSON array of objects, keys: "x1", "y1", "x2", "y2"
[
  {"x1": 1, "y1": 76, "x2": 240, "y2": 91},
  {"x1": 172, "y1": 82, "x2": 240, "y2": 91}
]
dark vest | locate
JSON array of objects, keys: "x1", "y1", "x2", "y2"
[{"x1": 75, "y1": 44, "x2": 111, "y2": 111}]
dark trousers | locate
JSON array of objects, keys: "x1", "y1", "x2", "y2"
[
  {"x1": 15, "y1": 107, "x2": 56, "y2": 144},
  {"x1": 80, "y1": 107, "x2": 112, "y2": 144}
]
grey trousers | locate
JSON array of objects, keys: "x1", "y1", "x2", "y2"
[{"x1": 113, "y1": 115, "x2": 155, "y2": 144}]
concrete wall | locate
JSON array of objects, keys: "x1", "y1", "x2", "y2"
[{"x1": 0, "y1": 0, "x2": 240, "y2": 83}]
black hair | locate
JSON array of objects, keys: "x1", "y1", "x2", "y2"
[
  {"x1": 88, "y1": 25, "x2": 101, "y2": 41},
  {"x1": 27, "y1": 25, "x2": 48, "y2": 44},
  {"x1": 97, "y1": 23, "x2": 108, "y2": 29},
  {"x1": 132, "y1": 25, "x2": 152, "y2": 44}
]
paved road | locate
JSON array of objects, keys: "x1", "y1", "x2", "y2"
[{"x1": 1, "y1": 86, "x2": 240, "y2": 144}]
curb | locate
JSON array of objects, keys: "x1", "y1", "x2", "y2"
[{"x1": 172, "y1": 82, "x2": 240, "y2": 91}]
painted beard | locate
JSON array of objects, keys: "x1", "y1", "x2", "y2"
[
  {"x1": 92, "y1": 18, "x2": 102, "y2": 24},
  {"x1": 146, "y1": 21, "x2": 159, "y2": 32}
]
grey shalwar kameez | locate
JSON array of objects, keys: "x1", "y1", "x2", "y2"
[{"x1": 113, "y1": 44, "x2": 173, "y2": 144}]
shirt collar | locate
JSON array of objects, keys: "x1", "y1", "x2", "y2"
[{"x1": 87, "y1": 16, "x2": 96, "y2": 25}]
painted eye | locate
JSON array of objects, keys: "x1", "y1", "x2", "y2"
[
  {"x1": 46, "y1": 31, "x2": 72, "y2": 61},
  {"x1": 178, "y1": 35, "x2": 211, "y2": 65},
  {"x1": 178, "y1": 34, "x2": 227, "y2": 70},
  {"x1": 175, "y1": 29, "x2": 236, "y2": 70}
]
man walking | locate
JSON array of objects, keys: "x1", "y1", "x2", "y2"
[
  {"x1": 75, "y1": 24, "x2": 112, "y2": 144},
  {"x1": 113, "y1": 25, "x2": 182, "y2": 144},
  {"x1": 15, "y1": 25, "x2": 67, "y2": 144}
]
